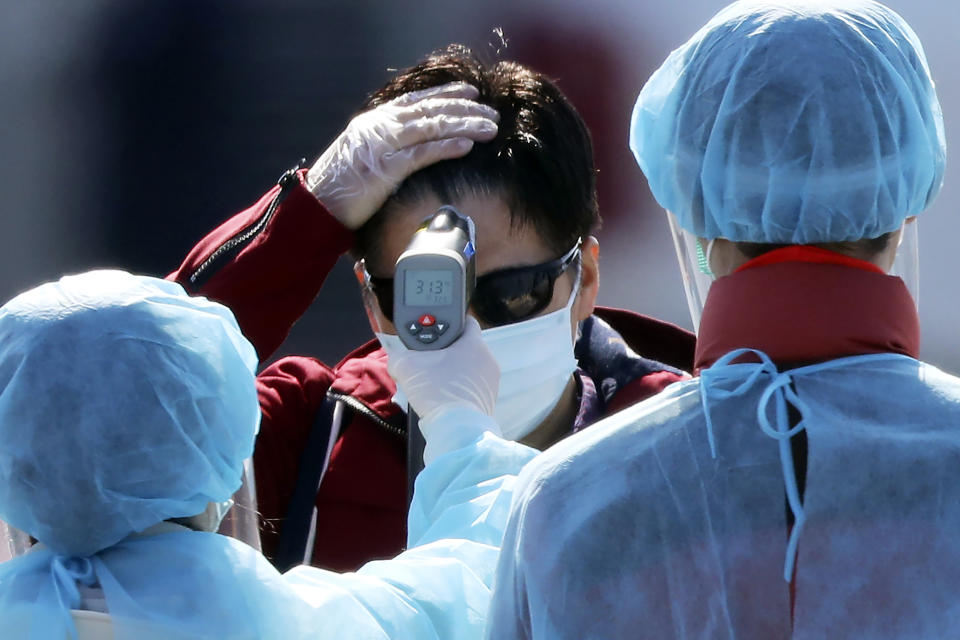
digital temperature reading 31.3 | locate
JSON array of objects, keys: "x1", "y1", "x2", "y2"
[
  {"x1": 393, "y1": 206, "x2": 476, "y2": 350},
  {"x1": 403, "y1": 270, "x2": 453, "y2": 307}
]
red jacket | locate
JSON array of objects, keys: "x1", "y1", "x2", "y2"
[{"x1": 169, "y1": 168, "x2": 695, "y2": 572}]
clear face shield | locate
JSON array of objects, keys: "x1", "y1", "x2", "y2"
[
  {"x1": 215, "y1": 458, "x2": 262, "y2": 551},
  {"x1": 667, "y1": 212, "x2": 920, "y2": 332},
  {"x1": 0, "y1": 518, "x2": 32, "y2": 562},
  {"x1": 667, "y1": 213, "x2": 716, "y2": 332},
  {"x1": 890, "y1": 216, "x2": 920, "y2": 307}
]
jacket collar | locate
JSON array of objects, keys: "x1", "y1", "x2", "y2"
[{"x1": 695, "y1": 247, "x2": 920, "y2": 372}]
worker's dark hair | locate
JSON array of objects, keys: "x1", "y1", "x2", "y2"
[{"x1": 734, "y1": 232, "x2": 897, "y2": 260}]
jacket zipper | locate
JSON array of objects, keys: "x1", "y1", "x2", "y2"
[
  {"x1": 188, "y1": 164, "x2": 302, "y2": 289},
  {"x1": 328, "y1": 390, "x2": 407, "y2": 440}
]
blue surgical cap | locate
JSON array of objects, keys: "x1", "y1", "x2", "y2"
[
  {"x1": 630, "y1": 0, "x2": 946, "y2": 243},
  {"x1": 0, "y1": 271, "x2": 259, "y2": 556}
]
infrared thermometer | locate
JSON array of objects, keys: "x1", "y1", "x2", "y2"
[
  {"x1": 395, "y1": 206, "x2": 477, "y2": 510},
  {"x1": 393, "y1": 206, "x2": 476, "y2": 351}
]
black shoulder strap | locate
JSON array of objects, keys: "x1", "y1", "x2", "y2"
[
  {"x1": 406, "y1": 409, "x2": 425, "y2": 514},
  {"x1": 273, "y1": 393, "x2": 350, "y2": 572}
]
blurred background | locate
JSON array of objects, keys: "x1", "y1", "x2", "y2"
[{"x1": 2, "y1": 0, "x2": 958, "y2": 371}]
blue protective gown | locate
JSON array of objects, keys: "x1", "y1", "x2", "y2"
[
  {"x1": 0, "y1": 431, "x2": 535, "y2": 640},
  {"x1": 285, "y1": 431, "x2": 536, "y2": 640},
  {"x1": 0, "y1": 270, "x2": 537, "y2": 639},
  {"x1": 487, "y1": 353, "x2": 960, "y2": 639}
]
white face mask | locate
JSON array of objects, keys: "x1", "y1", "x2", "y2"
[{"x1": 378, "y1": 267, "x2": 580, "y2": 442}]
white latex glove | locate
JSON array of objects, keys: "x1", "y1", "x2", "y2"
[
  {"x1": 387, "y1": 317, "x2": 501, "y2": 464},
  {"x1": 307, "y1": 82, "x2": 499, "y2": 230}
]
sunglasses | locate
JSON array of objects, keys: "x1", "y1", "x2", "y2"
[{"x1": 357, "y1": 239, "x2": 581, "y2": 328}]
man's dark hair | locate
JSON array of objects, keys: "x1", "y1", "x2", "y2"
[
  {"x1": 734, "y1": 232, "x2": 897, "y2": 261},
  {"x1": 354, "y1": 44, "x2": 599, "y2": 268}
]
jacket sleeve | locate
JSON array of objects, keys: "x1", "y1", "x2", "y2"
[
  {"x1": 253, "y1": 356, "x2": 337, "y2": 562},
  {"x1": 283, "y1": 432, "x2": 538, "y2": 640},
  {"x1": 606, "y1": 369, "x2": 688, "y2": 415},
  {"x1": 167, "y1": 168, "x2": 354, "y2": 360}
]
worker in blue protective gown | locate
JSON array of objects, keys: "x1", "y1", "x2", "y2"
[
  {"x1": 283, "y1": 333, "x2": 537, "y2": 640},
  {"x1": 0, "y1": 270, "x2": 535, "y2": 640},
  {"x1": 486, "y1": 1, "x2": 955, "y2": 638}
]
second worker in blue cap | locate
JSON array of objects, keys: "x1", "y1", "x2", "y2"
[{"x1": 486, "y1": 2, "x2": 956, "y2": 638}]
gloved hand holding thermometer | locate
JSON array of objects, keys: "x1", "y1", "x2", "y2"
[
  {"x1": 394, "y1": 207, "x2": 476, "y2": 350},
  {"x1": 385, "y1": 207, "x2": 501, "y2": 505}
]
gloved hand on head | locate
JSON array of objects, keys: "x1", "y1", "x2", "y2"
[
  {"x1": 307, "y1": 82, "x2": 499, "y2": 230},
  {"x1": 386, "y1": 316, "x2": 501, "y2": 464}
]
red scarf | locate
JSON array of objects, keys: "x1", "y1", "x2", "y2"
[{"x1": 695, "y1": 246, "x2": 919, "y2": 373}]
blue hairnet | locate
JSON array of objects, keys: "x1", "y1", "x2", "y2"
[
  {"x1": 630, "y1": 0, "x2": 946, "y2": 243},
  {"x1": 0, "y1": 270, "x2": 259, "y2": 556}
]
